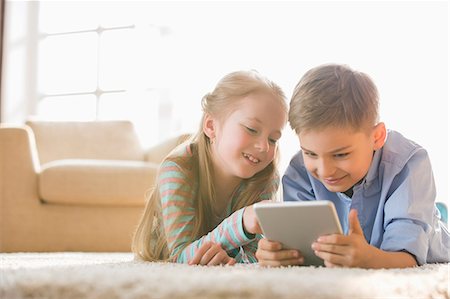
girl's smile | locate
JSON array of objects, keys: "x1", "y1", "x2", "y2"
[{"x1": 243, "y1": 152, "x2": 261, "y2": 164}]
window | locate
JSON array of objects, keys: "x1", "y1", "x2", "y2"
[{"x1": 32, "y1": 2, "x2": 175, "y2": 146}]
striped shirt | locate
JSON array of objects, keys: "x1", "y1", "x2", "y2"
[{"x1": 158, "y1": 144, "x2": 278, "y2": 263}]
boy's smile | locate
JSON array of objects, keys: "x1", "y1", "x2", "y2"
[
  {"x1": 298, "y1": 124, "x2": 385, "y2": 193},
  {"x1": 323, "y1": 175, "x2": 347, "y2": 186}
]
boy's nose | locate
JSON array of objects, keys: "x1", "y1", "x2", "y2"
[{"x1": 317, "y1": 160, "x2": 336, "y2": 178}]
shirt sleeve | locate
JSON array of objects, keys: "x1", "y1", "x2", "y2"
[
  {"x1": 159, "y1": 161, "x2": 255, "y2": 264},
  {"x1": 381, "y1": 148, "x2": 437, "y2": 265}
]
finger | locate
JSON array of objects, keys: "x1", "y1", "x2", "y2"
[
  {"x1": 190, "y1": 242, "x2": 213, "y2": 265},
  {"x1": 258, "y1": 238, "x2": 283, "y2": 251},
  {"x1": 207, "y1": 247, "x2": 230, "y2": 266},
  {"x1": 212, "y1": 247, "x2": 235, "y2": 266},
  {"x1": 199, "y1": 244, "x2": 221, "y2": 265},
  {"x1": 312, "y1": 242, "x2": 347, "y2": 255},
  {"x1": 317, "y1": 233, "x2": 349, "y2": 246},
  {"x1": 226, "y1": 258, "x2": 236, "y2": 266},
  {"x1": 256, "y1": 248, "x2": 302, "y2": 262},
  {"x1": 348, "y1": 209, "x2": 364, "y2": 236}
]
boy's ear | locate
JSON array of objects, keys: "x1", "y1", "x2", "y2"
[
  {"x1": 373, "y1": 122, "x2": 387, "y2": 150},
  {"x1": 203, "y1": 113, "x2": 216, "y2": 139}
]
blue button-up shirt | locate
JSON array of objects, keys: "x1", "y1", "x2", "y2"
[{"x1": 283, "y1": 130, "x2": 449, "y2": 265}]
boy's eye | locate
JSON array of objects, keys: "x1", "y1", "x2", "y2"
[
  {"x1": 334, "y1": 153, "x2": 349, "y2": 158},
  {"x1": 269, "y1": 138, "x2": 277, "y2": 145},
  {"x1": 304, "y1": 151, "x2": 317, "y2": 157}
]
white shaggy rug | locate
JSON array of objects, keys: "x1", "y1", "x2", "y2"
[{"x1": 0, "y1": 252, "x2": 449, "y2": 299}]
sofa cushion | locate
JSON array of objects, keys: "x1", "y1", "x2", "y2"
[
  {"x1": 39, "y1": 159, "x2": 157, "y2": 206},
  {"x1": 27, "y1": 121, "x2": 145, "y2": 164}
]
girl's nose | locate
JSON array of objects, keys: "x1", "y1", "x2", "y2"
[{"x1": 255, "y1": 137, "x2": 269, "y2": 152}]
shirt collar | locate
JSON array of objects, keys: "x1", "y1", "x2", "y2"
[{"x1": 364, "y1": 148, "x2": 382, "y2": 186}]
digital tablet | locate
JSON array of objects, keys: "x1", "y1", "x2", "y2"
[{"x1": 254, "y1": 200, "x2": 343, "y2": 266}]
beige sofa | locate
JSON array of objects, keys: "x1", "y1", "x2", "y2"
[{"x1": 0, "y1": 120, "x2": 189, "y2": 252}]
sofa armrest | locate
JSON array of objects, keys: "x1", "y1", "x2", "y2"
[
  {"x1": 0, "y1": 125, "x2": 41, "y2": 199},
  {"x1": 145, "y1": 134, "x2": 191, "y2": 164},
  {"x1": 0, "y1": 125, "x2": 41, "y2": 249}
]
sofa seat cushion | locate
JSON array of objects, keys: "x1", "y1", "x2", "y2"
[{"x1": 39, "y1": 159, "x2": 157, "y2": 206}]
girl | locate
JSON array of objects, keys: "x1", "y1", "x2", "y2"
[{"x1": 132, "y1": 70, "x2": 288, "y2": 265}]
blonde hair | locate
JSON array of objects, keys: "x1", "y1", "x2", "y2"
[
  {"x1": 289, "y1": 64, "x2": 379, "y2": 135},
  {"x1": 132, "y1": 70, "x2": 287, "y2": 261}
]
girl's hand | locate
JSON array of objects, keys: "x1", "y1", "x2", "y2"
[
  {"x1": 189, "y1": 242, "x2": 236, "y2": 266},
  {"x1": 243, "y1": 200, "x2": 272, "y2": 235},
  {"x1": 311, "y1": 209, "x2": 373, "y2": 268},
  {"x1": 256, "y1": 238, "x2": 304, "y2": 267}
]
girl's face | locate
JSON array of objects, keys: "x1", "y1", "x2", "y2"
[{"x1": 206, "y1": 93, "x2": 287, "y2": 180}]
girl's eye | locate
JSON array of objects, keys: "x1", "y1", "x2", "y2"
[
  {"x1": 245, "y1": 126, "x2": 257, "y2": 134},
  {"x1": 269, "y1": 138, "x2": 277, "y2": 145}
]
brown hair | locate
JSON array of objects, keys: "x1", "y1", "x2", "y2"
[{"x1": 289, "y1": 63, "x2": 379, "y2": 135}]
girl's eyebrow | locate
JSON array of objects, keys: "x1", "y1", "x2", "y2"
[
  {"x1": 301, "y1": 145, "x2": 352, "y2": 154},
  {"x1": 245, "y1": 117, "x2": 262, "y2": 124},
  {"x1": 244, "y1": 117, "x2": 282, "y2": 137}
]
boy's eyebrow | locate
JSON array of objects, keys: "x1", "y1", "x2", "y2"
[{"x1": 301, "y1": 145, "x2": 352, "y2": 153}]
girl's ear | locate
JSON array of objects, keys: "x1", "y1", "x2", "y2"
[
  {"x1": 203, "y1": 113, "x2": 216, "y2": 139},
  {"x1": 373, "y1": 122, "x2": 387, "y2": 150}
]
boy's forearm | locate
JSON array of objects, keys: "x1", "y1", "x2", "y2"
[{"x1": 367, "y1": 247, "x2": 417, "y2": 269}]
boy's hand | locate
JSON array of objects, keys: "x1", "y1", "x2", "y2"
[
  {"x1": 312, "y1": 209, "x2": 374, "y2": 268},
  {"x1": 256, "y1": 238, "x2": 304, "y2": 267},
  {"x1": 189, "y1": 242, "x2": 236, "y2": 266}
]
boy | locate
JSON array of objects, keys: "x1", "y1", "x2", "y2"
[{"x1": 256, "y1": 64, "x2": 449, "y2": 268}]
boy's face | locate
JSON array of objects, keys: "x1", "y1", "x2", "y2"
[{"x1": 298, "y1": 124, "x2": 386, "y2": 193}]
